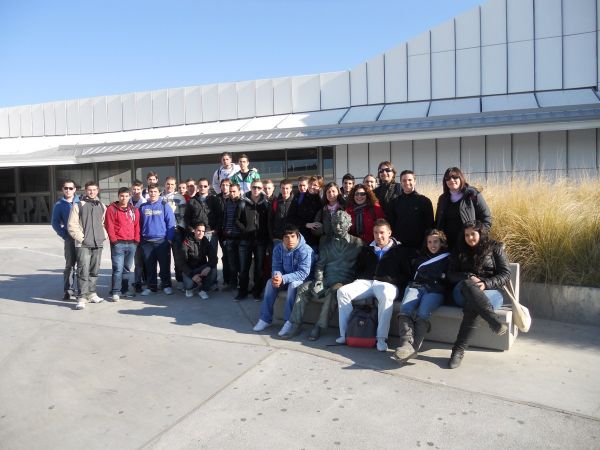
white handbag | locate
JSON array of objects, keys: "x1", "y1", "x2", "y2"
[{"x1": 503, "y1": 280, "x2": 532, "y2": 333}]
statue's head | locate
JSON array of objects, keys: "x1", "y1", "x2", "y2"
[{"x1": 332, "y1": 210, "x2": 351, "y2": 238}]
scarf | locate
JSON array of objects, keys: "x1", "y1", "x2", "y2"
[{"x1": 353, "y1": 203, "x2": 367, "y2": 236}]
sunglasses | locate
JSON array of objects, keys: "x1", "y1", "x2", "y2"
[
  {"x1": 63, "y1": 187, "x2": 76, "y2": 190},
  {"x1": 354, "y1": 191, "x2": 367, "y2": 197},
  {"x1": 378, "y1": 168, "x2": 393, "y2": 173},
  {"x1": 445, "y1": 175, "x2": 460, "y2": 181},
  {"x1": 252, "y1": 186, "x2": 263, "y2": 190}
]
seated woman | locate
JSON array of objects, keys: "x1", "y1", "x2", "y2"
[
  {"x1": 447, "y1": 221, "x2": 510, "y2": 369},
  {"x1": 393, "y1": 229, "x2": 450, "y2": 362},
  {"x1": 313, "y1": 181, "x2": 345, "y2": 246},
  {"x1": 345, "y1": 184, "x2": 384, "y2": 244}
]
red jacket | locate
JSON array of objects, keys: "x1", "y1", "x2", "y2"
[
  {"x1": 104, "y1": 202, "x2": 140, "y2": 244},
  {"x1": 346, "y1": 202, "x2": 385, "y2": 244}
]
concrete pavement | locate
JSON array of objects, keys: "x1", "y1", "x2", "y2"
[{"x1": 0, "y1": 225, "x2": 599, "y2": 449}]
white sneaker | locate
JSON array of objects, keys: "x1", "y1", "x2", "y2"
[
  {"x1": 198, "y1": 290, "x2": 209, "y2": 300},
  {"x1": 75, "y1": 300, "x2": 86, "y2": 310},
  {"x1": 278, "y1": 320, "x2": 293, "y2": 337},
  {"x1": 111, "y1": 294, "x2": 120, "y2": 302},
  {"x1": 89, "y1": 294, "x2": 104, "y2": 303},
  {"x1": 141, "y1": 288, "x2": 152, "y2": 296},
  {"x1": 124, "y1": 290, "x2": 135, "y2": 298},
  {"x1": 163, "y1": 287, "x2": 173, "y2": 295},
  {"x1": 253, "y1": 319, "x2": 271, "y2": 332},
  {"x1": 335, "y1": 336, "x2": 346, "y2": 344},
  {"x1": 376, "y1": 338, "x2": 388, "y2": 352},
  {"x1": 185, "y1": 290, "x2": 194, "y2": 298}
]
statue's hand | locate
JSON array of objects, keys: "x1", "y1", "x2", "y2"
[{"x1": 312, "y1": 280, "x2": 324, "y2": 294}]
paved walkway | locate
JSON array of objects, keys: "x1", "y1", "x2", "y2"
[{"x1": 0, "y1": 225, "x2": 599, "y2": 449}]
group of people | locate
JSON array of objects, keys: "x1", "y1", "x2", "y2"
[{"x1": 51, "y1": 151, "x2": 512, "y2": 369}]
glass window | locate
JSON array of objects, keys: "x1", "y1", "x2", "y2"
[
  {"x1": 55, "y1": 164, "x2": 94, "y2": 193},
  {"x1": 134, "y1": 157, "x2": 176, "y2": 187},
  {"x1": 0, "y1": 168, "x2": 15, "y2": 194},
  {"x1": 245, "y1": 150, "x2": 285, "y2": 186},
  {"x1": 98, "y1": 161, "x2": 132, "y2": 204},
  {"x1": 180, "y1": 154, "x2": 216, "y2": 184},
  {"x1": 322, "y1": 146, "x2": 334, "y2": 182},
  {"x1": 286, "y1": 148, "x2": 318, "y2": 179},
  {"x1": 19, "y1": 167, "x2": 50, "y2": 193},
  {"x1": 0, "y1": 197, "x2": 17, "y2": 223}
]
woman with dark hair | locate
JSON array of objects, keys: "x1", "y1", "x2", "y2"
[
  {"x1": 373, "y1": 161, "x2": 402, "y2": 218},
  {"x1": 393, "y1": 229, "x2": 451, "y2": 362},
  {"x1": 313, "y1": 182, "x2": 345, "y2": 245},
  {"x1": 345, "y1": 184, "x2": 384, "y2": 243},
  {"x1": 447, "y1": 221, "x2": 510, "y2": 369},
  {"x1": 435, "y1": 167, "x2": 492, "y2": 249}
]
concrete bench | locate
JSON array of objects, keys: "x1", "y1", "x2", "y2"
[{"x1": 273, "y1": 263, "x2": 520, "y2": 351}]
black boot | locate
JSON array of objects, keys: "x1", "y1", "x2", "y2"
[
  {"x1": 413, "y1": 318, "x2": 431, "y2": 353},
  {"x1": 393, "y1": 314, "x2": 416, "y2": 362},
  {"x1": 460, "y1": 281, "x2": 508, "y2": 335},
  {"x1": 448, "y1": 308, "x2": 478, "y2": 369}
]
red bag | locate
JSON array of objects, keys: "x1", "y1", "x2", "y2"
[{"x1": 345, "y1": 302, "x2": 378, "y2": 348}]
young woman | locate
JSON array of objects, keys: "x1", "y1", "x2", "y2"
[
  {"x1": 373, "y1": 161, "x2": 402, "y2": 217},
  {"x1": 393, "y1": 229, "x2": 450, "y2": 362},
  {"x1": 345, "y1": 184, "x2": 384, "y2": 243},
  {"x1": 447, "y1": 221, "x2": 510, "y2": 369},
  {"x1": 435, "y1": 167, "x2": 492, "y2": 249},
  {"x1": 313, "y1": 182, "x2": 345, "y2": 245}
]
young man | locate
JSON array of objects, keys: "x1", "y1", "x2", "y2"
[
  {"x1": 68, "y1": 181, "x2": 107, "y2": 310},
  {"x1": 130, "y1": 180, "x2": 147, "y2": 208},
  {"x1": 212, "y1": 152, "x2": 240, "y2": 194},
  {"x1": 263, "y1": 179, "x2": 275, "y2": 204},
  {"x1": 363, "y1": 174, "x2": 378, "y2": 191},
  {"x1": 221, "y1": 184, "x2": 243, "y2": 291},
  {"x1": 388, "y1": 170, "x2": 434, "y2": 256},
  {"x1": 178, "y1": 181, "x2": 188, "y2": 198},
  {"x1": 175, "y1": 222, "x2": 218, "y2": 299},
  {"x1": 185, "y1": 178, "x2": 197, "y2": 201},
  {"x1": 185, "y1": 177, "x2": 221, "y2": 254},
  {"x1": 129, "y1": 180, "x2": 147, "y2": 292},
  {"x1": 216, "y1": 178, "x2": 232, "y2": 286},
  {"x1": 287, "y1": 176, "x2": 321, "y2": 249},
  {"x1": 139, "y1": 184, "x2": 176, "y2": 296},
  {"x1": 336, "y1": 219, "x2": 411, "y2": 351},
  {"x1": 230, "y1": 153, "x2": 260, "y2": 195},
  {"x1": 341, "y1": 173, "x2": 355, "y2": 201},
  {"x1": 253, "y1": 224, "x2": 314, "y2": 336},
  {"x1": 268, "y1": 179, "x2": 294, "y2": 241},
  {"x1": 51, "y1": 179, "x2": 80, "y2": 300},
  {"x1": 162, "y1": 176, "x2": 187, "y2": 288},
  {"x1": 235, "y1": 180, "x2": 269, "y2": 300},
  {"x1": 104, "y1": 187, "x2": 140, "y2": 301},
  {"x1": 142, "y1": 171, "x2": 159, "y2": 199}
]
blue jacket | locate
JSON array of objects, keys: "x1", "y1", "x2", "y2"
[
  {"x1": 51, "y1": 195, "x2": 80, "y2": 240},
  {"x1": 139, "y1": 199, "x2": 176, "y2": 242},
  {"x1": 271, "y1": 233, "x2": 314, "y2": 285}
]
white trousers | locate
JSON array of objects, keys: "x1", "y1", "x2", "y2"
[{"x1": 336, "y1": 279, "x2": 398, "y2": 339}]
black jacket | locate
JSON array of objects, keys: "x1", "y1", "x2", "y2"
[
  {"x1": 374, "y1": 181, "x2": 402, "y2": 217},
  {"x1": 287, "y1": 192, "x2": 322, "y2": 247},
  {"x1": 447, "y1": 240, "x2": 510, "y2": 290},
  {"x1": 236, "y1": 192, "x2": 270, "y2": 242},
  {"x1": 269, "y1": 193, "x2": 295, "y2": 240},
  {"x1": 175, "y1": 235, "x2": 217, "y2": 276},
  {"x1": 435, "y1": 185, "x2": 492, "y2": 238},
  {"x1": 355, "y1": 239, "x2": 411, "y2": 292},
  {"x1": 409, "y1": 251, "x2": 450, "y2": 294},
  {"x1": 388, "y1": 191, "x2": 434, "y2": 248},
  {"x1": 184, "y1": 194, "x2": 222, "y2": 233}
]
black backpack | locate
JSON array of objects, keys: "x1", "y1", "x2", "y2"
[{"x1": 346, "y1": 300, "x2": 378, "y2": 348}]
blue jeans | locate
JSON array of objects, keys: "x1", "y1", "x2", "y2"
[
  {"x1": 110, "y1": 242, "x2": 137, "y2": 294},
  {"x1": 182, "y1": 265, "x2": 217, "y2": 291},
  {"x1": 259, "y1": 279, "x2": 304, "y2": 323},
  {"x1": 400, "y1": 286, "x2": 444, "y2": 319},
  {"x1": 141, "y1": 240, "x2": 172, "y2": 290},
  {"x1": 452, "y1": 281, "x2": 504, "y2": 310}
]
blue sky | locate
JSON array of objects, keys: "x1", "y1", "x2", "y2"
[{"x1": 0, "y1": 0, "x2": 483, "y2": 108}]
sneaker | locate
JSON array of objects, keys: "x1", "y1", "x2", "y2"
[
  {"x1": 335, "y1": 336, "x2": 346, "y2": 344},
  {"x1": 376, "y1": 338, "x2": 388, "y2": 352},
  {"x1": 253, "y1": 319, "x2": 271, "y2": 332},
  {"x1": 234, "y1": 291, "x2": 247, "y2": 301},
  {"x1": 280, "y1": 323, "x2": 302, "y2": 340},
  {"x1": 141, "y1": 288, "x2": 152, "y2": 296},
  {"x1": 89, "y1": 294, "x2": 104, "y2": 304},
  {"x1": 134, "y1": 284, "x2": 143, "y2": 293},
  {"x1": 123, "y1": 290, "x2": 135, "y2": 298},
  {"x1": 63, "y1": 292, "x2": 72, "y2": 301},
  {"x1": 198, "y1": 290, "x2": 209, "y2": 300},
  {"x1": 185, "y1": 290, "x2": 194, "y2": 298},
  {"x1": 278, "y1": 320, "x2": 293, "y2": 337},
  {"x1": 75, "y1": 300, "x2": 86, "y2": 310},
  {"x1": 110, "y1": 294, "x2": 120, "y2": 302},
  {"x1": 163, "y1": 287, "x2": 173, "y2": 295}
]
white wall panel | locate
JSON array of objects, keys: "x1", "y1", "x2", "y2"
[
  {"x1": 563, "y1": 0, "x2": 596, "y2": 35},
  {"x1": 292, "y1": 75, "x2": 320, "y2": 113},
  {"x1": 568, "y1": 129, "x2": 597, "y2": 175},
  {"x1": 539, "y1": 130, "x2": 567, "y2": 174},
  {"x1": 273, "y1": 77, "x2": 292, "y2": 115},
  {"x1": 408, "y1": 31, "x2": 430, "y2": 56},
  {"x1": 79, "y1": 99, "x2": 93, "y2": 134},
  {"x1": 413, "y1": 139, "x2": 437, "y2": 184},
  {"x1": 507, "y1": 0, "x2": 533, "y2": 42},
  {"x1": 437, "y1": 138, "x2": 461, "y2": 178},
  {"x1": 486, "y1": 134, "x2": 512, "y2": 180},
  {"x1": 218, "y1": 83, "x2": 237, "y2": 120},
  {"x1": 151, "y1": 90, "x2": 169, "y2": 127},
  {"x1": 168, "y1": 88, "x2": 185, "y2": 126},
  {"x1": 184, "y1": 86, "x2": 202, "y2": 124},
  {"x1": 367, "y1": 54, "x2": 385, "y2": 104},
  {"x1": 535, "y1": 37, "x2": 562, "y2": 90},
  {"x1": 320, "y1": 71, "x2": 350, "y2": 110},
  {"x1": 563, "y1": 33, "x2": 597, "y2": 88},
  {"x1": 508, "y1": 40, "x2": 534, "y2": 92},
  {"x1": 432, "y1": 51, "x2": 455, "y2": 99},
  {"x1": 431, "y1": 20, "x2": 455, "y2": 52},
  {"x1": 369, "y1": 142, "x2": 390, "y2": 175},
  {"x1": 93, "y1": 97, "x2": 107, "y2": 133},
  {"x1": 391, "y1": 140, "x2": 413, "y2": 171},
  {"x1": 66, "y1": 100, "x2": 80, "y2": 134},
  {"x1": 461, "y1": 136, "x2": 486, "y2": 181},
  {"x1": 8, "y1": 108, "x2": 20, "y2": 137},
  {"x1": 482, "y1": 44, "x2": 507, "y2": 95},
  {"x1": 350, "y1": 62, "x2": 368, "y2": 106},
  {"x1": 31, "y1": 104, "x2": 44, "y2": 136},
  {"x1": 236, "y1": 81, "x2": 256, "y2": 118},
  {"x1": 107, "y1": 95, "x2": 122, "y2": 132},
  {"x1": 455, "y1": 7, "x2": 480, "y2": 49},
  {"x1": 456, "y1": 48, "x2": 481, "y2": 97},
  {"x1": 255, "y1": 79, "x2": 274, "y2": 117},
  {"x1": 122, "y1": 94, "x2": 136, "y2": 130},
  {"x1": 347, "y1": 143, "x2": 369, "y2": 178},
  {"x1": 534, "y1": 0, "x2": 562, "y2": 38},
  {"x1": 19, "y1": 106, "x2": 32, "y2": 137},
  {"x1": 135, "y1": 92, "x2": 152, "y2": 129},
  {"x1": 512, "y1": 132, "x2": 539, "y2": 177},
  {"x1": 202, "y1": 84, "x2": 219, "y2": 122},
  {"x1": 408, "y1": 54, "x2": 431, "y2": 101},
  {"x1": 384, "y1": 45, "x2": 408, "y2": 103},
  {"x1": 54, "y1": 101, "x2": 66, "y2": 135},
  {"x1": 0, "y1": 109, "x2": 9, "y2": 137},
  {"x1": 335, "y1": 144, "x2": 348, "y2": 183},
  {"x1": 481, "y1": 0, "x2": 507, "y2": 46}
]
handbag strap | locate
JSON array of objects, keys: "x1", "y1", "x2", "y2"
[{"x1": 502, "y1": 280, "x2": 518, "y2": 306}]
